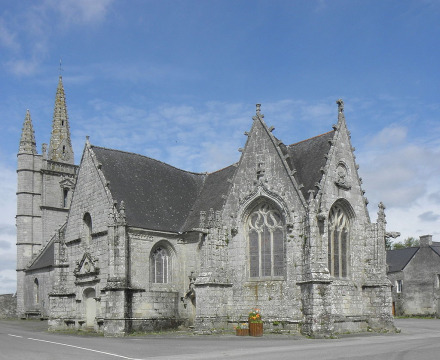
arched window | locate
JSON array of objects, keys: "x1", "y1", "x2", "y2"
[
  {"x1": 34, "y1": 278, "x2": 39, "y2": 305},
  {"x1": 151, "y1": 246, "x2": 170, "y2": 283},
  {"x1": 328, "y1": 204, "x2": 350, "y2": 278},
  {"x1": 247, "y1": 202, "x2": 285, "y2": 278},
  {"x1": 83, "y1": 213, "x2": 92, "y2": 245}
]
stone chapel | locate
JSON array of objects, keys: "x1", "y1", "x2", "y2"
[{"x1": 17, "y1": 76, "x2": 394, "y2": 336}]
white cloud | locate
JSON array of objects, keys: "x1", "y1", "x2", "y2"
[
  {"x1": 0, "y1": 269, "x2": 17, "y2": 295},
  {"x1": 0, "y1": 19, "x2": 19, "y2": 51},
  {"x1": 0, "y1": 163, "x2": 17, "y2": 294},
  {"x1": 49, "y1": 0, "x2": 114, "y2": 25},
  {"x1": 0, "y1": 0, "x2": 114, "y2": 76}
]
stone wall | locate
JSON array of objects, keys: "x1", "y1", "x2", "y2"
[
  {"x1": 389, "y1": 237, "x2": 440, "y2": 316},
  {"x1": 0, "y1": 294, "x2": 17, "y2": 319}
]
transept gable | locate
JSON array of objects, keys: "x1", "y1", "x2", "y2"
[
  {"x1": 316, "y1": 99, "x2": 369, "y2": 220},
  {"x1": 64, "y1": 141, "x2": 116, "y2": 242},
  {"x1": 228, "y1": 104, "x2": 307, "y2": 213}
]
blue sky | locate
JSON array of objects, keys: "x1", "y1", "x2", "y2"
[{"x1": 0, "y1": 0, "x2": 439, "y2": 294}]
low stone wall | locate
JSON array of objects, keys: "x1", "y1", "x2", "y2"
[{"x1": 0, "y1": 294, "x2": 17, "y2": 319}]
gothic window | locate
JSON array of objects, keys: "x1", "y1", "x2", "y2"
[
  {"x1": 328, "y1": 204, "x2": 350, "y2": 278},
  {"x1": 151, "y1": 247, "x2": 170, "y2": 284},
  {"x1": 34, "y1": 278, "x2": 39, "y2": 305},
  {"x1": 83, "y1": 213, "x2": 92, "y2": 245},
  {"x1": 247, "y1": 202, "x2": 285, "y2": 278}
]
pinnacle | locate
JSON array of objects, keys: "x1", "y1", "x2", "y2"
[{"x1": 19, "y1": 109, "x2": 37, "y2": 154}]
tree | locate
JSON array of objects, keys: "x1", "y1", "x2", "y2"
[{"x1": 392, "y1": 237, "x2": 419, "y2": 250}]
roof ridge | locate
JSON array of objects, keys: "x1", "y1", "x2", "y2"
[
  {"x1": 206, "y1": 163, "x2": 237, "y2": 175},
  {"x1": 288, "y1": 130, "x2": 334, "y2": 148},
  {"x1": 388, "y1": 246, "x2": 420, "y2": 252},
  {"x1": 91, "y1": 145, "x2": 206, "y2": 177}
]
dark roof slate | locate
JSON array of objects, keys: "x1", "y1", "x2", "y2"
[
  {"x1": 89, "y1": 128, "x2": 336, "y2": 233},
  {"x1": 27, "y1": 240, "x2": 54, "y2": 271},
  {"x1": 286, "y1": 131, "x2": 335, "y2": 198},
  {"x1": 386, "y1": 247, "x2": 419, "y2": 273},
  {"x1": 92, "y1": 146, "x2": 206, "y2": 232},
  {"x1": 430, "y1": 242, "x2": 440, "y2": 256},
  {"x1": 182, "y1": 164, "x2": 237, "y2": 231}
]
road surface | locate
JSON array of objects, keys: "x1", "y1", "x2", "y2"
[{"x1": 1, "y1": 318, "x2": 439, "y2": 359}]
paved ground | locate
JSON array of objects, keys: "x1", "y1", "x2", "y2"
[{"x1": 1, "y1": 318, "x2": 440, "y2": 359}]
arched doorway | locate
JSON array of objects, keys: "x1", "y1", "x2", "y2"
[{"x1": 83, "y1": 288, "x2": 96, "y2": 328}]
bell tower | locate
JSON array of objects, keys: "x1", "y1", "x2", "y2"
[{"x1": 16, "y1": 76, "x2": 78, "y2": 318}]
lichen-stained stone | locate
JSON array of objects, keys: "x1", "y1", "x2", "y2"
[{"x1": 17, "y1": 81, "x2": 394, "y2": 336}]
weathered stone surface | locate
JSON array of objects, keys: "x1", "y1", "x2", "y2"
[
  {"x1": 0, "y1": 294, "x2": 17, "y2": 319},
  {"x1": 17, "y1": 82, "x2": 393, "y2": 336}
]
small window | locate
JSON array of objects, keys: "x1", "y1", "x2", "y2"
[
  {"x1": 83, "y1": 213, "x2": 92, "y2": 245},
  {"x1": 436, "y1": 274, "x2": 440, "y2": 289},
  {"x1": 396, "y1": 280, "x2": 403, "y2": 293},
  {"x1": 151, "y1": 247, "x2": 170, "y2": 284},
  {"x1": 34, "y1": 278, "x2": 39, "y2": 304},
  {"x1": 63, "y1": 188, "x2": 69, "y2": 208},
  {"x1": 62, "y1": 145, "x2": 66, "y2": 154}
]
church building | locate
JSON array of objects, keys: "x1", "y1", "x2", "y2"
[{"x1": 17, "y1": 77, "x2": 394, "y2": 336}]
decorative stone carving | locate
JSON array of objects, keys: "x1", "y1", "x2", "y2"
[
  {"x1": 74, "y1": 252, "x2": 100, "y2": 284},
  {"x1": 335, "y1": 163, "x2": 351, "y2": 190}
]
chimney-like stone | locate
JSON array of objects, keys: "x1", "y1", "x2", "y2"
[{"x1": 420, "y1": 235, "x2": 433, "y2": 247}]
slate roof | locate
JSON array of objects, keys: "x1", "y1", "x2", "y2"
[
  {"x1": 90, "y1": 127, "x2": 336, "y2": 233},
  {"x1": 92, "y1": 146, "x2": 206, "y2": 233},
  {"x1": 429, "y1": 242, "x2": 440, "y2": 256},
  {"x1": 386, "y1": 247, "x2": 419, "y2": 273},
  {"x1": 285, "y1": 131, "x2": 335, "y2": 198},
  {"x1": 27, "y1": 240, "x2": 54, "y2": 271},
  {"x1": 182, "y1": 164, "x2": 236, "y2": 231}
]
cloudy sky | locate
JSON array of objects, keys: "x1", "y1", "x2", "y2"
[{"x1": 0, "y1": 0, "x2": 439, "y2": 294}]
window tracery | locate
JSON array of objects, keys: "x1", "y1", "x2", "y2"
[
  {"x1": 328, "y1": 204, "x2": 350, "y2": 278},
  {"x1": 247, "y1": 202, "x2": 285, "y2": 278},
  {"x1": 151, "y1": 247, "x2": 170, "y2": 284}
]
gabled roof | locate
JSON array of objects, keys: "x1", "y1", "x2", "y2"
[
  {"x1": 285, "y1": 131, "x2": 335, "y2": 198},
  {"x1": 182, "y1": 164, "x2": 236, "y2": 231},
  {"x1": 429, "y1": 242, "x2": 440, "y2": 256},
  {"x1": 27, "y1": 240, "x2": 55, "y2": 272},
  {"x1": 92, "y1": 146, "x2": 206, "y2": 233},
  {"x1": 386, "y1": 247, "x2": 419, "y2": 273},
  {"x1": 88, "y1": 123, "x2": 337, "y2": 233}
]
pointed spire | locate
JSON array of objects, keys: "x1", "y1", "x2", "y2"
[
  {"x1": 19, "y1": 109, "x2": 37, "y2": 154},
  {"x1": 48, "y1": 76, "x2": 74, "y2": 164}
]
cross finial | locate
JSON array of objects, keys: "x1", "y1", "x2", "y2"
[
  {"x1": 253, "y1": 103, "x2": 264, "y2": 121},
  {"x1": 336, "y1": 98, "x2": 344, "y2": 113},
  {"x1": 59, "y1": 58, "x2": 64, "y2": 77}
]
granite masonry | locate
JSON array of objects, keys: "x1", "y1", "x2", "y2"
[
  {"x1": 17, "y1": 77, "x2": 394, "y2": 336},
  {"x1": 387, "y1": 235, "x2": 440, "y2": 316}
]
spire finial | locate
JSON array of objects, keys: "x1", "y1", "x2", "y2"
[
  {"x1": 59, "y1": 58, "x2": 63, "y2": 78},
  {"x1": 336, "y1": 99, "x2": 344, "y2": 113},
  {"x1": 252, "y1": 103, "x2": 264, "y2": 121}
]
